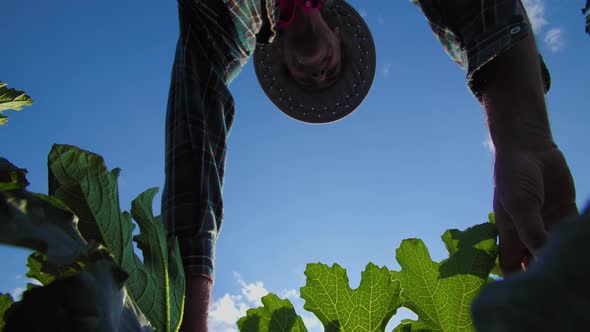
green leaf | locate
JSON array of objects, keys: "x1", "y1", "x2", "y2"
[
  {"x1": 472, "y1": 208, "x2": 590, "y2": 332},
  {"x1": 0, "y1": 293, "x2": 15, "y2": 331},
  {"x1": 129, "y1": 187, "x2": 185, "y2": 332},
  {"x1": 0, "y1": 187, "x2": 87, "y2": 266},
  {"x1": 0, "y1": 82, "x2": 33, "y2": 125},
  {"x1": 300, "y1": 262, "x2": 403, "y2": 332},
  {"x1": 0, "y1": 158, "x2": 30, "y2": 191},
  {"x1": 47, "y1": 144, "x2": 185, "y2": 332},
  {"x1": 25, "y1": 252, "x2": 82, "y2": 286},
  {"x1": 237, "y1": 293, "x2": 307, "y2": 332},
  {"x1": 3, "y1": 258, "x2": 154, "y2": 332},
  {"x1": 391, "y1": 222, "x2": 498, "y2": 332},
  {"x1": 47, "y1": 145, "x2": 123, "y2": 258},
  {"x1": 0, "y1": 157, "x2": 154, "y2": 331}
]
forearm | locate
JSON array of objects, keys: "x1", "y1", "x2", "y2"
[{"x1": 478, "y1": 34, "x2": 555, "y2": 152}]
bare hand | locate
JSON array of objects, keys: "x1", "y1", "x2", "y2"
[{"x1": 493, "y1": 146, "x2": 578, "y2": 275}]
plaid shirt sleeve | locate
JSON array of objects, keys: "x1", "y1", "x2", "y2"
[
  {"x1": 411, "y1": 0, "x2": 551, "y2": 103},
  {"x1": 162, "y1": 0, "x2": 278, "y2": 281}
]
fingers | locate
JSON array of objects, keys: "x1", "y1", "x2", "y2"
[{"x1": 494, "y1": 196, "x2": 530, "y2": 276}]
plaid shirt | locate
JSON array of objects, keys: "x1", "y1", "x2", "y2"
[
  {"x1": 162, "y1": 0, "x2": 279, "y2": 280},
  {"x1": 411, "y1": 0, "x2": 551, "y2": 102}
]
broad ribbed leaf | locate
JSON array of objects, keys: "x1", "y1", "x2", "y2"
[
  {"x1": 0, "y1": 182, "x2": 87, "y2": 266},
  {"x1": 47, "y1": 144, "x2": 184, "y2": 332},
  {"x1": 300, "y1": 262, "x2": 403, "y2": 332},
  {"x1": 237, "y1": 294, "x2": 307, "y2": 332},
  {"x1": 0, "y1": 293, "x2": 14, "y2": 331},
  {"x1": 47, "y1": 145, "x2": 123, "y2": 258},
  {"x1": 391, "y1": 222, "x2": 497, "y2": 332},
  {"x1": 130, "y1": 188, "x2": 185, "y2": 332},
  {"x1": 3, "y1": 259, "x2": 154, "y2": 332},
  {"x1": 0, "y1": 82, "x2": 33, "y2": 125},
  {"x1": 473, "y1": 208, "x2": 590, "y2": 332}
]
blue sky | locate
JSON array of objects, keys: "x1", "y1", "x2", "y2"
[{"x1": 2, "y1": 0, "x2": 589, "y2": 330}]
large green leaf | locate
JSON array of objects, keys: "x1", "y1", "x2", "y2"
[
  {"x1": 3, "y1": 259, "x2": 155, "y2": 332},
  {"x1": 0, "y1": 158, "x2": 153, "y2": 331},
  {"x1": 300, "y1": 262, "x2": 403, "y2": 332},
  {"x1": 391, "y1": 222, "x2": 498, "y2": 332},
  {"x1": 237, "y1": 294, "x2": 308, "y2": 332},
  {"x1": 0, "y1": 293, "x2": 14, "y2": 331},
  {"x1": 472, "y1": 208, "x2": 590, "y2": 332},
  {"x1": 129, "y1": 188, "x2": 185, "y2": 332},
  {"x1": 0, "y1": 169, "x2": 87, "y2": 266},
  {"x1": 0, "y1": 82, "x2": 33, "y2": 125},
  {"x1": 47, "y1": 144, "x2": 185, "y2": 332}
]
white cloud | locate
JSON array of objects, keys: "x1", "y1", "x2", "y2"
[
  {"x1": 377, "y1": 14, "x2": 385, "y2": 25},
  {"x1": 544, "y1": 28, "x2": 564, "y2": 52},
  {"x1": 483, "y1": 135, "x2": 495, "y2": 154},
  {"x1": 233, "y1": 272, "x2": 269, "y2": 306},
  {"x1": 209, "y1": 294, "x2": 248, "y2": 325},
  {"x1": 209, "y1": 273, "x2": 324, "y2": 332},
  {"x1": 382, "y1": 63, "x2": 392, "y2": 78},
  {"x1": 280, "y1": 288, "x2": 298, "y2": 300},
  {"x1": 522, "y1": 0, "x2": 548, "y2": 33},
  {"x1": 9, "y1": 287, "x2": 24, "y2": 300},
  {"x1": 208, "y1": 273, "x2": 270, "y2": 331},
  {"x1": 521, "y1": 1, "x2": 566, "y2": 53},
  {"x1": 359, "y1": 8, "x2": 368, "y2": 18},
  {"x1": 8, "y1": 278, "x2": 44, "y2": 301},
  {"x1": 301, "y1": 313, "x2": 321, "y2": 329},
  {"x1": 29, "y1": 278, "x2": 43, "y2": 286}
]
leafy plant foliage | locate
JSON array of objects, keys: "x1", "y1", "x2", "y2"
[
  {"x1": 0, "y1": 157, "x2": 155, "y2": 331},
  {"x1": 238, "y1": 219, "x2": 498, "y2": 332},
  {"x1": 238, "y1": 294, "x2": 308, "y2": 332},
  {"x1": 301, "y1": 263, "x2": 403, "y2": 332},
  {"x1": 0, "y1": 294, "x2": 13, "y2": 331},
  {"x1": 391, "y1": 221, "x2": 497, "y2": 331},
  {"x1": 0, "y1": 82, "x2": 32, "y2": 125},
  {"x1": 47, "y1": 144, "x2": 185, "y2": 332},
  {"x1": 4, "y1": 143, "x2": 586, "y2": 332}
]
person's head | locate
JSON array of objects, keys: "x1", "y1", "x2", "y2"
[{"x1": 280, "y1": 8, "x2": 343, "y2": 91}]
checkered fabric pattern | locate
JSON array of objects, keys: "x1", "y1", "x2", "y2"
[
  {"x1": 411, "y1": 0, "x2": 551, "y2": 103},
  {"x1": 162, "y1": 0, "x2": 279, "y2": 281}
]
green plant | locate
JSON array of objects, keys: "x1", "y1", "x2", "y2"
[
  {"x1": 0, "y1": 82, "x2": 32, "y2": 126},
  {"x1": 237, "y1": 207, "x2": 590, "y2": 332},
  {"x1": 0, "y1": 144, "x2": 185, "y2": 332},
  {"x1": 238, "y1": 217, "x2": 500, "y2": 332}
]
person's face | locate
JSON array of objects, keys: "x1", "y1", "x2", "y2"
[{"x1": 281, "y1": 13, "x2": 343, "y2": 91}]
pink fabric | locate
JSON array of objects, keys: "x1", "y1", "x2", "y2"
[{"x1": 279, "y1": 0, "x2": 323, "y2": 28}]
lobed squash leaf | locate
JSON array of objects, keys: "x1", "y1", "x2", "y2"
[
  {"x1": 237, "y1": 293, "x2": 307, "y2": 332},
  {"x1": 391, "y1": 221, "x2": 498, "y2": 331},
  {"x1": 300, "y1": 262, "x2": 403, "y2": 332}
]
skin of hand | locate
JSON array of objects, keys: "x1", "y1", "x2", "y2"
[
  {"x1": 477, "y1": 32, "x2": 579, "y2": 275},
  {"x1": 279, "y1": 7, "x2": 343, "y2": 90}
]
